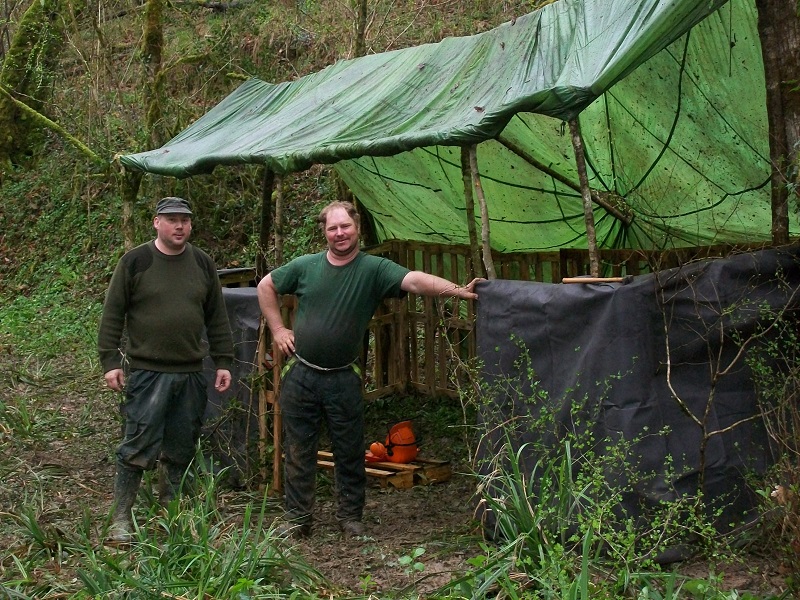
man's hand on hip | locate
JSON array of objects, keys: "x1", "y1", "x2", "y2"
[{"x1": 272, "y1": 326, "x2": 296, "y2": 357}]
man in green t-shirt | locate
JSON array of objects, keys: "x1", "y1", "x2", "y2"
[
  {"x1": 258, "y1": 200, "x2": 482, "y2": 539},
  {"x1": 98, "y1": 197, "x2": 235, "y2": 544}
]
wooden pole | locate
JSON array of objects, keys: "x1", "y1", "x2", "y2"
[
  {"x1": 271, "y1": 341, "x2": 283, "y2": 494},
  {"x1": 461, "y1": 146, "x2": 484, "y2": 278},
  {"x1": 256, "y1": 167, "x2": 275, "y2": 490},
  {"x1": 256, "y1": 324, "x2": 269, "y2": 489},
  {"x1": 569, "y1": 119, "x2": 600, "y2": 278},
  {"x1": 468, "y1": 145, "x2": 497, "y2": 279},
  {"x1": 257, "y1": 167, "x2": 275, "y2": 279},
  {"x1": 274, "y1": 173, "x2": 285, "y2": 266}
]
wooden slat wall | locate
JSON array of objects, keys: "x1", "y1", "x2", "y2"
[
  {"x1": 558, "y1": 243, "x2": 771, "y2": 280},
  {"x1": 367, "y1": 242, "x2": 472, "y2": 399},
  {"x1": 361, "y1": 242, "x2": 565, "y2": 399}
]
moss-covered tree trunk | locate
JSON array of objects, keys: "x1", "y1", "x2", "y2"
[
  {"x1": 142, "y1": 0, "x2": 164, "y2": 148},
  {"x1": 354, "y1": 0, "x2": 367, "y2": 58},
  {"x1": 0, "y1": 0, "x2": 77, "y2": 175},
  {"x1": 120, "y1": 167, "x2": 142, "y2": 252},
  {"x1": 120, "y1": 0, "x2": 163, "y2": 247},
  {"x1": 755, "y1": 0, "x2": 800, "y2": 245}
]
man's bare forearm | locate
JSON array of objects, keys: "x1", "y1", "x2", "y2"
[{"x1": 400, "y1": 271, "x2": 483, "y2": 299}]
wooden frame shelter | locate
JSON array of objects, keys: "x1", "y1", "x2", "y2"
[{"x1": 228, "y1": 239, "x2": 772, "y2": 492}]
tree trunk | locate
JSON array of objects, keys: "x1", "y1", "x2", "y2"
[
  {"x1": 354, "y1": 0, "x2": 367, "y2": 57},
  {"x1": 120, "y1": 168, "x2": 142, "y2": 252},
  {"x1": 274, "y1": 173, "x2": 285, "y2": 266},
  {"x1": 257, "y1": 167, "x2": 275, "y2": 277},
  {"x1": 142, "y1": 0, "x2": 165, "y2": 148},
  {"x1": 755, "y1": 0, "x2": 800, "y2": 245},
  {"x1": 118, "y1": 0, "x2": 164, "y2": 248},
  {"x1": 468, "y1": 145, "x2": 496, "y2": 279}
]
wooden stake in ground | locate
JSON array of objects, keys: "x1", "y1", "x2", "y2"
[
  {"x1": 468, "y1": 145, "x2": 497, "y2": 279},
  {"x1": 569, "y1": 118, "x2": 600, "y2": 278},
  {"x1": 461, "y1": 146, "x2": 484, "y2": 278},
  {"x1": 257, "y1": 167, "x2": 275, "y2": 278}
]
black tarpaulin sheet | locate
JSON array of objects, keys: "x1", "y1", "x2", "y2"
[
  {"x1": 475, "y1": 247, "x2": 800, "y2": 535},
  {"x1": 202, "y1": 286, "x2": 262, "y2": 486}
]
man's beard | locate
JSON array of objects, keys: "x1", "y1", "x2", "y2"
[{"x1": 329, "y1": 239, "x2": 358, "y2": 256}]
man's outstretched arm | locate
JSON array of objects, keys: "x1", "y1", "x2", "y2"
[{"x1": 401, "y1": 272, "x2": 484, "y2": 299}]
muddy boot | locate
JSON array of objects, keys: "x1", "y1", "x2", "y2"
[
  {"x1": 157, "y1": 460, "x2": 188, "y2": 506},
  {"x1": 107, "y1": 464, "x2": 142, "y2": 545}
]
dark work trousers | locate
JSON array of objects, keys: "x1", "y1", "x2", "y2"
[
  {"x1": 279, "y1": 361, "x2": 364, "y2": 525},
  {"x1": 116, "y1": 370, "x2": 208, "y2": 472}
]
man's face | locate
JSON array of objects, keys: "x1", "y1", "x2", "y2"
[
  {"x1": 154, "y1": 213, "x2": 192, "y2": 253},
  {"x1": 324, "y1": 207, "x2": 360, "y2": 257}
]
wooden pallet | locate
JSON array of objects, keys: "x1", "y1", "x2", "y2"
[{"x1": 316, "y1": 450, "x2": 452, "y2": 490}]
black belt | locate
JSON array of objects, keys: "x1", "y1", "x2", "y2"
[{"x1": 281, "y1": 353, "x2": 362, "y2": 379}]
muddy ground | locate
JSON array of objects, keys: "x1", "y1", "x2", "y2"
[
  {"x1": 1, "y1": 372, "x2": 484, "y2": 596},
  {"x1": 0, "y1": 367, "x2": 792, "y2": 598}
]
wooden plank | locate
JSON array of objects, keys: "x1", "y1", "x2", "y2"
[
  {"x1": 257, "y1": 326, "x2": 268, "y2": 487},
  {"x1": 316, "y1": 451, "x2": 451, "y2": 489}
]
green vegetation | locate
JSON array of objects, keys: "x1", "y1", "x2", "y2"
[
  {"x1": 76, "y1": 468, "x2": 325, "y2": 598},
  {"x1": 746, "y1": 299, "x2": 800, "y2": 590}
]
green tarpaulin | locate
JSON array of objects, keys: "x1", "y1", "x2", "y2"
[{"x1": 120, "y1": 0, "x2": 799, "y2": 252}]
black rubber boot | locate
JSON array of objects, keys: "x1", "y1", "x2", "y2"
[
  {"x1": 108, "y1": 464, "x2": 142, "y2": 544},
  {"x1": 157, "y1": 460, "x2": 188, "y2": 506}
]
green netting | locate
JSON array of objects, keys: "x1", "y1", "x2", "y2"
[{"x1": 120, "y1": 0, "x2": 798, "y2": 252}]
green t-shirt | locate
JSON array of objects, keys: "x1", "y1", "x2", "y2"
[{"x1": 270, "y1": 251, "x2": 410, "y2": 368}]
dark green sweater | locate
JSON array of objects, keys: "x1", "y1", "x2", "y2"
[{"x1": 98, "y1": 241, "x2": 234, "y2": 374}]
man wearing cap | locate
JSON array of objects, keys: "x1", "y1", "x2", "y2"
[{"x1": 98, "y1": 196, "x2": 234, "y2": 543}]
